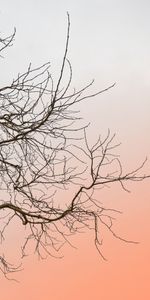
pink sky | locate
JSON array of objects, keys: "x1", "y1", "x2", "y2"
[{"x1": 0, "y1": 0, "x2": 150, "y2": 299}]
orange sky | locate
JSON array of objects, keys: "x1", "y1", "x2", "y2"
[
  {"x1": 0, "y1": 179, "x2": 149, "y2": 299},
  {"x1": 0, "y1": 0, "x2": 150, "y2": 299}
]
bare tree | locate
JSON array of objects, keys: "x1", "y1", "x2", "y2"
[{"x1": 0, "y1": 14, "x2": 149, "y2": 278}]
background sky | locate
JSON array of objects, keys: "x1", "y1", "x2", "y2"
[{"x1": 0, "y1": 1, "x2": 150, "y2": 299}]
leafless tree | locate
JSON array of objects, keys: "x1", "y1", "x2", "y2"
[{"x1": 0, "y1": 14, "x2": 149, "y2": 278}]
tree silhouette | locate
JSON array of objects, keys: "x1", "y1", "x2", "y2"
[{"x1": 0, "y1": 14, "x2": 149, "y2": 278}]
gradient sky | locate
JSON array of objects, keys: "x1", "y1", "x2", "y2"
[{"x1": 0, "y1": 1, "x2": 150, "y2": 299}]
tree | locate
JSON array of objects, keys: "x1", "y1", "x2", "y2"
[{"x1": 0, "y1": 14, "x2": 149, "y2": 278}]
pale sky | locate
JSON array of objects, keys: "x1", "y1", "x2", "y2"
[{"x1": 0, "y1": 0, "x2": 150, "y2": 152}]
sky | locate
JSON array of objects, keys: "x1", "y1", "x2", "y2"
[{"x1": 0, "y1": 0, "x2": 150, "y2": 299}]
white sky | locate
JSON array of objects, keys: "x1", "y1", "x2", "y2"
[{"x1": 0, "y1": 0, "x2": 150, "y2": 162}]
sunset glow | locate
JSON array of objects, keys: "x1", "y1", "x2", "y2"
[{"x1": 0, "y1": 1, "x2": 150, "y2": 299}]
